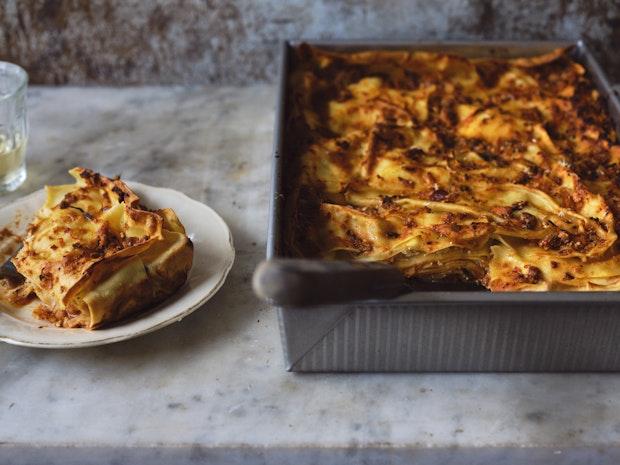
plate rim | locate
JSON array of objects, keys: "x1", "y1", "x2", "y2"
[{"x1": 0, "y1": 181, "x2": 235, "y2": 348}]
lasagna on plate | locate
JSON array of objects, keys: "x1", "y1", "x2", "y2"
[
  {"x1": 6, "y1": 168, "x2": 193, "y2": 328},
  {"x1": 287, "y1": 44, "x2": 620, "y2": 291}
]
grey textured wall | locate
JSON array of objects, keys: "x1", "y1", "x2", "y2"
[{"x1": 0, "y1": 0, "x2": 618, "y2": 85}]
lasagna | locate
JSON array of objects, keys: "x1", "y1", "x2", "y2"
[
  {"x1": 9, "y1": 167, "x2": 193, "y2": 328},
  {"x1": 286, "y1": 44, "x2": 620, "y2": 291}
]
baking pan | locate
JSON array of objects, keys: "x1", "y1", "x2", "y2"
[{"x1": 267, "y1": 39, "x2": 620, "y2": 372}]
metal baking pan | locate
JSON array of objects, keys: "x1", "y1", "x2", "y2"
[{"x1": 266, "y1": 39, "x2": 620, "y2": 372}]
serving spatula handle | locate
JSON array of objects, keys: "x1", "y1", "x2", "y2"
[{"x1": 252, "y1": 258, "x2": 407, "y2": 307}]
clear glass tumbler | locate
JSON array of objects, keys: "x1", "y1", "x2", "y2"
[{"x1": 0, "y1": 62, "x2": 27, "y2": 192}]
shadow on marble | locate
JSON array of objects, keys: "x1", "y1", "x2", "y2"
[{"x1": 4, "y1": 444, "x2": 620, "y2": 465}]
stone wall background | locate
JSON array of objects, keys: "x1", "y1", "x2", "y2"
[{"x1": 0, "y1": 0, "x2": 618, "y2": 85}]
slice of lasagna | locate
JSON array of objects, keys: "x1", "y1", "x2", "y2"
[{"x1": 11, "y1": 167, "x2": 193, "y2": 328}]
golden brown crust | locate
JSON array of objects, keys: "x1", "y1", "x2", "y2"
[
  {"x1": 11, "y1": 167, "x2": 193, "y2": 328},
  {"x1": 287, "y1": 45, "x2": 620, "y2": 291}
]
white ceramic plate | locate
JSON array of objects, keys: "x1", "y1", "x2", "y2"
[{"x1": 0, "y1": 182, "x2": 235, "y2": 348}]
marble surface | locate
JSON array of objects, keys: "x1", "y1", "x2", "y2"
[{"x1": 2, "y1": 86, "x2": 620, "y2": 464}]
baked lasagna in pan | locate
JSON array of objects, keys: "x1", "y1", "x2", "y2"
[
  {"x1": 10, "y1": 168, "x2": 193, "y2": 328},
  {"x1": 286, "y1": 44, "x2": 620, "y2": 291}
]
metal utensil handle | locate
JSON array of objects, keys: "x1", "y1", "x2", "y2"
[{"x1": 253, "y1": 259, "x2": 406, "y2": 307}]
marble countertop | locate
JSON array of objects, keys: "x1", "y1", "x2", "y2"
[{"x1": 2, "y1": 86, "x2": 620, "y2": 465}]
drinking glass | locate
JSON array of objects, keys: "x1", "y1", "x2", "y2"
[{"x1": 0, "y1": 62, "x2": 28, "y2": 192}]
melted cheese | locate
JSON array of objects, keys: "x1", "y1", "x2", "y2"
[{"x1": 287, "y1": 45, "x2": 620, "y2": 291}]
